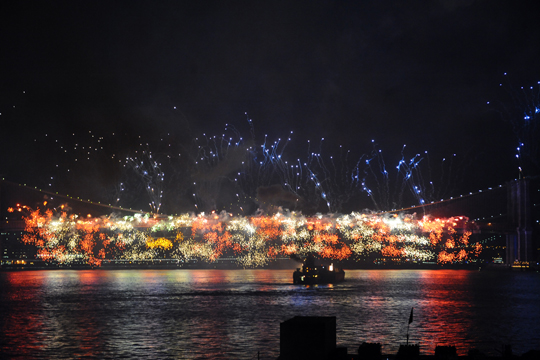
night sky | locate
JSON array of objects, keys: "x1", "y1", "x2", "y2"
[{"x1": 1, "y1": 1, "x2": 539, "y2": 215}]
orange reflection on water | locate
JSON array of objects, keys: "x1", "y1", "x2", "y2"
[
  {"x1": 189, "y1": 269, "x2": 229, "y2": 284},
  {"x1": 415, "y1": 270, "x2": 474, "y2": 355},
  {"x1": 340, "y1": 270, "x2": 479, "y2": 356},
  {"x1": 72, "y1": 310, "x2": 102, "y2": 358},
  {"x1": 1, "y1": 271, "x2": 106, "y2": 358},
  {"x1": 2, "y1": 272, "x2": 45, "y2": 358},
  {"x1": 347, "y1": 270, "x2": 419, "y2": 348},
  {"x1": 78, "y1": 269, "x2": 102, "y2": 285}
]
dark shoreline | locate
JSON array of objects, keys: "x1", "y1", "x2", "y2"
[{"x1": 0, "y1": 261, "x2": 527, "y2": 272}]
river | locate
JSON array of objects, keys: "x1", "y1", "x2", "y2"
[{"x1": 1, "y1": 269, "x2": 539, "y2": 359}]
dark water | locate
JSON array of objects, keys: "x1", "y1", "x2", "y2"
[{"x1": 1, "y1": 269, "x2": 539, "y2": 359}]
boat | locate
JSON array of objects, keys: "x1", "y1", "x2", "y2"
[{"x1": 293, "y1": 255, "x2": 345, "y2": 284}]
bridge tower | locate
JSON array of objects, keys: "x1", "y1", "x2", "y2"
[{"x1": 506, "y1": 179, "x2": 534, "y2": 265}]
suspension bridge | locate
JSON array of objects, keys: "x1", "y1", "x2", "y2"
[{"x1": 1, "y1": 177, "x2": 538, "y2": 266}]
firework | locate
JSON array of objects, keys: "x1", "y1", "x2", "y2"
[
  {"x1": 15, "y1": 205, "x2": 481, "y2": 268},
  {"x1": 488, "y1": 73, "x2": 540, "y2": 177},
  {"x1": 33, "y1": 117, "x2": 465, "y2": 215}
]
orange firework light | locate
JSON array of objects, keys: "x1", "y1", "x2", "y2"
[{"x1": 15, "y1": 206, "x2": 482, "y2": 267}]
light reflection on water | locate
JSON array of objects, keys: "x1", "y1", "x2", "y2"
[{"x1": 1, "y1": 269, "x2": 539, "y2": 359}]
